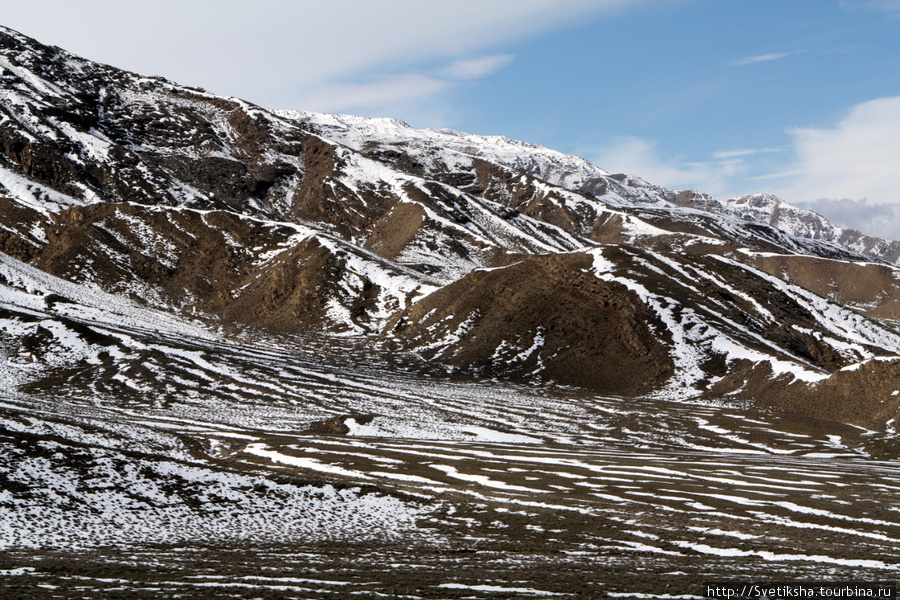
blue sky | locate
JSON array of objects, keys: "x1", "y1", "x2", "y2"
[{"x1": 3, "y1": 0, "x2": 900, "y2": 237}]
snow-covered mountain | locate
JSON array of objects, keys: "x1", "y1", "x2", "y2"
[
  {"x1": 2, "y1": 24, "x2": 900, "y2": 421},
  {"x1": 674, "y1": 190, "x2": 900, "y2": 263},
  {"x1": 285, "y1": 109, "x2": 900, "y2": 263}
]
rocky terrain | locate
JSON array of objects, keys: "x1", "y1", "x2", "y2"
[{"x1": 2, "y1": 25, "x2": 900, "y2": 598}]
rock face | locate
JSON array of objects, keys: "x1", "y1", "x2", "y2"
[{"x1": 2, "y1": 25, "x2": 900, "y2": 429}]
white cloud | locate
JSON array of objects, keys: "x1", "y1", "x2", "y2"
[
  {"x1": 295, "y1": 52, "x2": 518, "y2": 117},
  {"x1": 794, "y1": 198, "x2": 900, "y2": 239},
  {"x1": 590, "y1": 137, "x2": 752, "y2": 198},
  {"x1": 602, "y1": 97, "x2": 900, "y2": 239},
  {"x1": 296, "y1": 54, "x2": 515, "y2": 116},
  {"x1": 589, "y1": 96, "x2": 900, "y2": 238},
  {"x1": 442, "y1": 55, "x2": 515, "y2": 80},
  {"x1": 729, "y1": 52, "x2": 792, "y2": 67},
  {"x1": 772, "y1": 96, "x2": 900, "y2": 206},
  {"x1": 295, "y1": 74, "x2": 452, "y2": 114},
  {"x1": 0, "y1": 0, "x2": 637, "y2": 113},
  {"x1": 713, "y1": 147, "x2": 788, "y2": 160},
  {"x1": 589, "y1": 127, "x2": 900, "y2": 240}
]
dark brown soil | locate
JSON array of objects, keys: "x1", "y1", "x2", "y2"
[
  {"x1": 750, "y1": 253, "x2": 900, "y2": 320},
  {"x1": 387, "y1": 252, "x2": 674, "y2": 395}
]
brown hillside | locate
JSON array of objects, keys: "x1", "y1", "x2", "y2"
[{"x1": 386, "y1": 252, "x2": 674, "y2": 396}]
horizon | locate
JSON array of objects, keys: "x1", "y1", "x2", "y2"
[{"x1": 2, "y1": 0, "x2": 899, "y2": 237}]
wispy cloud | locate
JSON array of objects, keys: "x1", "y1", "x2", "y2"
[
  {"x1": 712, "y1": 147, "x2": 789, "y2": 160},
  {"x1": 589, "y1": 137, "x2": 751, "y2": 198},
  {"x1": 442, "y1": 54, "x2": 515, "y2": 80},
  {"x1": 0, "y1": 0, "x2": 644, "y2": 114},
  {"x1": 295, "y1": 74, "x2": 453, "y2": 114},
  {"x1": 295, "y1": 52, "x2": 517, "y2": 118},
  {"x1": 729, "y1": 52, "x2": 793, "y2": 67}
]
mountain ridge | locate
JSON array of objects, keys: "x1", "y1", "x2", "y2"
[{"x1": 285, "y1": 108, "x2": 900, "y2": 264}]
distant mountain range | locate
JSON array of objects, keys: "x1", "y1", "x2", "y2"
[{"x1": 2, "y1": 24, "x2": 900, "y2": 430}]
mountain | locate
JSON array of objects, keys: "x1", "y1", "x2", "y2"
[
  {"x1": 3, "y1": 25, "x2": 900, "y2": 596},
  {"x1": 3, "y1": 24, "x2": 900, "y2": 421},
  {"x1": 286, "y1": 109, "x2": 900, "y2": 262},
  {"x1": 674, "y1": 190, "x2": 900, "y2": 263}
]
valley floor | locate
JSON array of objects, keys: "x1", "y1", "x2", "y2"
[{"x1": 1, "y1": 331, "x2": 899, "y2": 599}]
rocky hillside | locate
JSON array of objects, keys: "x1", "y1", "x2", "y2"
[
  {"x1": 2, "y1": 25, "x2": 900, "y2": 430},
  {"x1": 286, "y1": 109, "x2": 900, "y2": 264}
]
